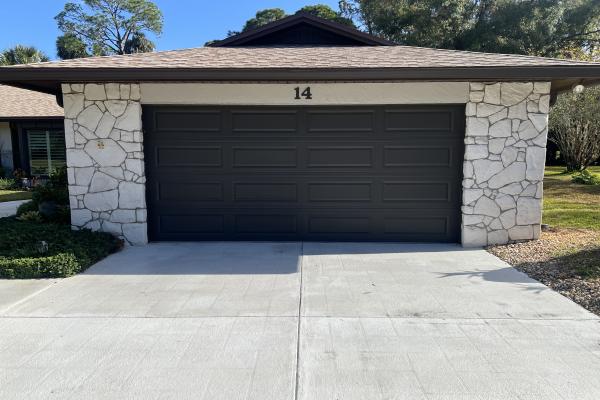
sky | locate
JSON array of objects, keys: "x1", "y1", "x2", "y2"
[{"x1": 0, "y1": 0, "x2": 342, "y2": 60}]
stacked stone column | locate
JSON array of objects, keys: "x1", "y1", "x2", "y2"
[
  {"x1": 62, "y1": 83, "x2": 147, "y2": 245},
  {"x1": 462, "y1": 82, "x2": 551, "y2": 246}
]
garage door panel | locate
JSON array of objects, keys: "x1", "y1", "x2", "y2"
[
  {"x1": 160, "y1": 215, "x2": 225, "y2": 234},
  {"x1": 384, "y1": 216, "x2": 449, "y2": 235},
  {"x1": 154, "y1": 110, "x2": 222, "y2": 132},
  {"x1": 144, "y1": 105, "x2": 464, "y2": 242},
  {"x1": 231, "y1": 110, "x2": 298, "y2": 133},
  {"x1": 153, "y1": 176, "x2": 460, "y2": 207},
  {"x1": 308, "y1": 216, "x2": 370, "y2": 234},
  {"x1": 384, "y1": 109, "x2": 455, "y2": 132},
  {"x1": 152, "y1": 210, "x2": 460, "y2": 241},
  {"x1": 307, "y1": 182, "x2": 372, "y2": 202},
  {"x1": 307, "y1": 110, "x2": 375, "y2": 133},
  {"x1": 307, "y1": 146, "x2": 373, "y2": 167},
  {"x1": 236, "y1": 215, "x2": 297, "y2": 234},
  {"x1": 382, "y1": 182, "x2": 451, "y2": 202},
  {"x1": 232, "y1": 147, "x2": 298, "y2": 167},
  {"x1": 233, "y1": 182, "x2": 298, "y2": 202},
  {"x1": 383, "y1": 146, "x2": 453, "y2": 167},
  {"x1": 158, "y1": 182, "x2": 224, "y2": 202},
  {"x1": 156, "y1": 147, "x2": 222, "y2": 167}
]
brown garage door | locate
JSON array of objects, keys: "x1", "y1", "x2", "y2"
[{"x1": 143, "y1": 105, "x2": 464, "y2": 242}]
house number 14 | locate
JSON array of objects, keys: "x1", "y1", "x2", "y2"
[{"x1": 294, "y1": 86, "x2": 312, "y2": 100}]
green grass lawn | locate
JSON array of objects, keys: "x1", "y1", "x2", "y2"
[
  {"x1": 0, "y1": 190, "x2": 33, "y2": 203},
  {"x1": 543, "y1": 166, "x2": 600, "y2": 230}
]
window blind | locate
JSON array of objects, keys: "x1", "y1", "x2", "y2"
[{"x1": 27, "y1": 130, "x2": 66, "y2": 176}]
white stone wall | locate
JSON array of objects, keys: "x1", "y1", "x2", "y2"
[
  {"x1": 62, "y1": 83, "x2": 147, "y2": 245},
  {"x1": 462, "y1": 82, "x2": 551, "y2": 246}
]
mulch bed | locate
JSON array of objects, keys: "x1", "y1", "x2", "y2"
[{"x1": 488, "y1": 228, "x2": 600, "y2": 316}]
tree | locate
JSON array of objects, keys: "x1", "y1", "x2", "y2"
[
  {"x1": 340, "y1": 0, "x2": 600, "y2": 58},
  {"x1": 123, "y1": 32, "x2": 155, "y2": 53},
  {"x1": 0, "y1": 45, "x2": 49, "y2": 65},
  {"x1": 55, "y1": 0, "x2": 163, "y2": 56},
  {"x1": 297, "y1": 5, "x2": 355, "y2": 26},
  {"x1": 240, "y1": 8, "x2": 287, "y2": 34},
  {"x1": 225, "y1": 4, "x2": 356, "y2": 38},
  {"x1": 57, "y1": 33, "x2": 89, "y2": 60},
  {"x1": 549, "y1": 86, "x2": 600, "y2": 171}
]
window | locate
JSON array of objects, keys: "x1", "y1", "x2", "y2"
[{"x1": 27, "y1": 130, "x2": 66, "y2": 176}]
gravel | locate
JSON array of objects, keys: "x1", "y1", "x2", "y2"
[{"x1": 488, "y1": 228, "x2": 600, "y2": 316}]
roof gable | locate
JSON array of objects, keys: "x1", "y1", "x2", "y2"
[{"x1": 210, "y1": 12, "x2": 393, "y2": 47}]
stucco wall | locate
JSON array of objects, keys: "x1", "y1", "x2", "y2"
[
  {"x1": 0, "y1": 122, "x2": 13, "y2": 172},
  {"x1": 140, "y1": 82, "x2": 470, "y2": 105},
  {"x1": 462, "y1": 82, "x2": 551, "y2": 246},
  {"x1": 62, "y1": 83, "x2": 147, "y2": 245}
]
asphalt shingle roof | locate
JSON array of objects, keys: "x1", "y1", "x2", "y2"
[
  {"x1": 9, "y1": 46, "x2": 597, "y2": 70},
  {"x1": 0, "y1": 84, "x2": 63, "y2": 119}
]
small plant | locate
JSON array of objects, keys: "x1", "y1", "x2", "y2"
[
  {"x1": 0, "y1": 177, "x2": 17, "y2": 190},
  {"x1": 571, "y1": 169, "x2": 600, "y2": 185},
  {"x1": 17, "y1": 211, "x2": 43, "y2": 222},
  {"x1": 14, "y1": 167, "x2": 70, "y2": 224},
  {"x1": 32, "y1": 167, "x2": 69, "y2": 206},
  {"x1": 16, "y1": 201, "x2": 38, "y2": 216},
  {"x1": 12, "y1": 168, "x2": 27, "y2": 180}
]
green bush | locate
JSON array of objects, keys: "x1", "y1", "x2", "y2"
[
  {"x1": 0, "y1": 218, "x2": 122, "y2": 279},
  {"x1": 16, "y1": 201, "x2": 38, "y2": 216},
  {"x1": 32, "y1": 167, "x2": 69, "y2": 206},
  {"x1": 0, "y1": 253, "x2": 80, "y2": 279},
  {"x1": 16, "y1": 211, "x2": 43, "y2": 222},
  {"x1": 0, "y1": 177, "x2": 17, "y2": 190},
  {"x1": 15, "y1": 167, "x2": 71, "y2": 224},
  {"x1": 572, "y1": 170, "x2": 600, "y2": 185}
]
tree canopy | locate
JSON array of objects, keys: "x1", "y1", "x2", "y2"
[
  {"x1": 340, "y1": 0, "x2": 600, "y2": 58},
  {"x1": 55, "y1": 0, "x2": 163, "y2": 58},
  {"x1": 549, "y1": 86, "x2": 600, "y2": 171},
  {"x1": 0, "y1": 45, "x2": 50, "y2": 65},
  {"x1": 239, "y1": 8, "x2": 287, "y2": 34},
  {"x1": 225, "y1": 4, "x2": 356, "y2": 38},
  {"x1": 56, "y1": 33, "x2": 89, "y2": 60}
]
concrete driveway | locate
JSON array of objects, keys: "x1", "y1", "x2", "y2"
[{"x1": 1, "y1": 243, "x2": 599, "y2": 399}]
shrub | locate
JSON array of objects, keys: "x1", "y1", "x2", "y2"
[
  {"x1": 572, "y1": 169, "x2": 600, "y2": 185},
  {"x1": 16, "y1": 167, "x2": 71, "y2": 224},
  {"x1": 16, "y1": 201, "x2": 38, "y2": 216},
  {"x1": 17, "y1": 211, "x2": 43, "y2": 222},
  {"x1": 0, "y1": 253, "x2": 80, "y2": 279},
  {"x1": 0, "y1": 218, "x2": 122, "y2": 279},
  {"x1": 0, "y1": 177, "x2": 17, "y2": 190},
  {"x1": 32, "y1": 167, "x2": 69, "y2": 206}
]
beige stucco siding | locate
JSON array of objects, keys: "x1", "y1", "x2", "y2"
[{"x1": 140, "y1": 82, "x2": 470, "y2": 105}]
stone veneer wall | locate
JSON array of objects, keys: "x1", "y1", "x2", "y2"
[
  {"x1": 462, "y1": 82, "x2": 551, "y2": 246},
  {"x1": 62, "y1": 83, "x2": 147, "y2": 245}
]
